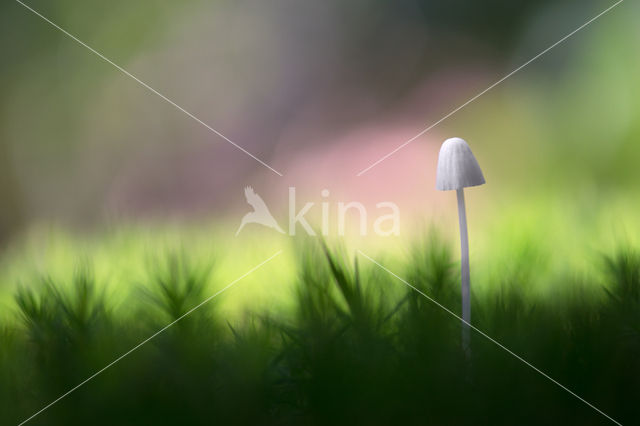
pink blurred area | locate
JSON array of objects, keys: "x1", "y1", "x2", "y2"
[
  {"x1": 271, "y1": 114, "x2": 445, "y2": 219},
  {"x1": 248, "y1": 71, "x2": 492, "y2": 223}
]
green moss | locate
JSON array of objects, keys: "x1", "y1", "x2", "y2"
[{"x1": 0, "y1": 237, "x2": 638, "y2": 425}]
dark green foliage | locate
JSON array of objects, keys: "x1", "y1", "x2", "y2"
[{"x1": 1, "y1": 241, "x2": 639, "y2": 425}]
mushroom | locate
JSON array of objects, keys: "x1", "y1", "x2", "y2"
[{"x1": 436, "y1": 137, "x2": 485, "y2": 352}]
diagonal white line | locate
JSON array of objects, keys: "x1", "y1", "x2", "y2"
[
  {"x1": 17, "y1": 250, "x2": 283, "y2": 426},
  {"x1": 356, "y1": 0, "x2": 624, "y2": 176},
  {"x1": 357, "y1": 249, "x2": 622, "y2": 426},
  {"x1": 15, "y1": 0, "x2": 283, "y2": 177}
]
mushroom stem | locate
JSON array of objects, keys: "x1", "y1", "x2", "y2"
[
  {"x1": 456, "y1": 188, "x2": 470, "y2": 353},
  {"x1": 436, "y1": 137, "x2": 484, "y2": 354}
]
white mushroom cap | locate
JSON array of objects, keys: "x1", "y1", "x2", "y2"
[{"x1": 436, "y1": 137, "x2": 485, "y2": 191}]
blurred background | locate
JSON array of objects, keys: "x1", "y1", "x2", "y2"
[
  {"x1": 3, "y1": 4, "x2": 640, "y2": 423},
  {"x1": 0, "y1": 0, "x2": 639, "y2": 295}
]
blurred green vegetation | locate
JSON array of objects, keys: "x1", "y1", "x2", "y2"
[{"x1": 0, "y1": 238, "x2": 638, "y2": 425}]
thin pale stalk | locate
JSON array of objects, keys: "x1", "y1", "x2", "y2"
[{"x1": 456, "y1": 188, "x2": 470, "y2": 353}]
